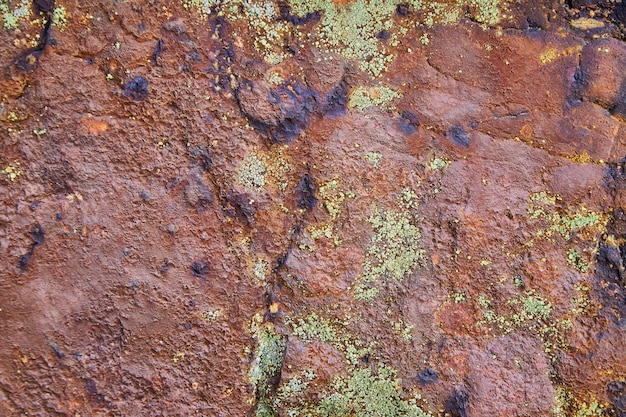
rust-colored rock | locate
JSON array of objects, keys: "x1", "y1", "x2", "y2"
[{"x1": 0, "y1": 1, "x2": 625, "y2": 416}]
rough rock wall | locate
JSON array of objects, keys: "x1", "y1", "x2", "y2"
[{"x1": 0, "y1": 0, "x2": 625, "y2": 416}]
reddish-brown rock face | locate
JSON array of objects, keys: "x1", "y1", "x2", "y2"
[{"x1": 0, "y1": 1, "x2": 625, "y2": 416}]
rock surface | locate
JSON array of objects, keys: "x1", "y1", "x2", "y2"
[{"x1": 0, "y1": 0, "x2": 625, "y2": 416}]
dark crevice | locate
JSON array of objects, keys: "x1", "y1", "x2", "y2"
[
  {"x1": 18, "y1": 223, "x2": 45, "y2": 270},
  {"x1": 8, "y1": 0, "x2": 55, "y2": 74}
]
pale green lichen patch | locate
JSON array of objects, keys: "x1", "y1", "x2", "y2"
[
  {"x1": 238, "y1": 153, "x2": 267, "y2": 191},
  {"x1": 567, "y1": 248, "x2": 589, "y2": 273},
  {"x1": 181, "y1": 0, "x2": 509, "y2": 77},
  {"x1": 355, "y1": 190, "x2": 424, "y2": 301},
  {"x1": 315, "y1": 365, "x2": 431, "y2": 417},
  {"x1": 289, "y1": 0, "x2": 399, "y2": 77},
  {"x1": 477, "y1": 289, "x2": 572, "y2": 361},
  {"x1": 199, "y1": 309, "x2": 223, "y2": 323},
  {"x1": 428, "y1": 155, "x2": 451, "y2": 171},
  {"x1": 2, "y1": 162, "x2": 22, "y2": 182},
  {"x1": 284, "y1": 312, "x2": 431, "y2": 417},
  {"x1": 348, "y1": 86, "x2": 401, "y2": 112},
  {"x1": 364, "y1": 151, "x2": 383, "y2": 168},
  {"x1": 554, "y1": 388, "x2": 607, "y2": 417},
  {"x1": 318, "y1": 179, "x2": 353, "y2": 220},
  {"x1": 302, "y1": 179, "x2": 352, "y2": 250},
  {"x1": 249, "y1": 315, "x2": 288, "y2": 416},
  {"x1": 183, "y1": 0, "x2": 293, "y2": 64},
  {"x1": 251, "y1": 257, "x2": 270, "y2": 285},
  {"x1": 391, "y1": 318, "x2": 414, "y2": 341},
  {"x1": 237, "y1": 147, "x2": 293, "y2": 192},
  {"x1": 527, "y1": 191, "x2": 607, "y2": 241},
  {"x1": 51, "y1": 5, "x2": 68, "y2": 31},
  {"x1": 1, "y1": 0, "x2": 31, "y2": 30}
]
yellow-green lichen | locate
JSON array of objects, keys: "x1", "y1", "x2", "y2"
[
  {"x1": 391, "y1": 318, "x2": 414, "y2": 341},
  {"x1": 348, "y1": 86, "x2": 401, "y2": 112},
  {"x1": 181, "y1": 0, "x2": 216, "y2": 17},
  {"x1": 318, "y1": 179, "x2": 353, "y2": 220},
  {"x1": 477, "y1": 289, "x2": 572, "y2": 361},
  {"x1": 288, "y1": 312, "x2": 373, "y2": 366},
  {"x1": 554, "y1": 387, "x2": 607, "y2": 417},
  {"x1": 567, "y1": 248, "x2": 589, "y2": 273},
  {"x1": 171, "y1": 351, "x2": 186, "y2": 363},
  {"x1": 571, "y1": 282, "x2": 595, "y2": 316},
  {"x1": 284, "y1": 312, "x2": 431, "y2": 417},
  {"x1": 252, "y1": 257, "x2": 270, "y2": 285},
  {"x1": 307, "y1": 222, "x2": 342, "y2": 247},
  {"x1": 355, "y1": 191, "x2": 424, "y2": 301},
  {"x1": 428, "y1": 156, "x2": 451, "y2": 171},
  {"x1": 237, "y1": 147, "x2": 293, "y2": 192},
  {"x1": 364, "y1": 151, "x2": 383, "y2": 168},
  {"x1": 2, "y1": 163, "x2": 21, "y2": 182},
  {"x1": 51, "y1": 5, "x2": 68, "y2": 30},
  {"x1": 1, "y1": 0, "x2": 31, "y2": 30},
  {"x1": 249, "y1": 316, "x2": 288, "y2": 417},
  {"x1": 181, "y1": 0, "x2": 508, "y2": 77},
  {"x1": 527, "y1": 191, "x2": 607, "y2": 241},
  {"x1": 316, "y1": 365, "x2": 431, "y2": 417},
  {"x1": 200, "y1": 309, "x2": 223, "y2": 323}
]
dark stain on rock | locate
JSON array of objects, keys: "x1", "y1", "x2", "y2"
[
  {"x1": 191, "y1": 261, "x2": 210, "y2": 279},
  {"x1": 398, "y1": 110, "x2": 420, "y2": 135},
  {"x1": 594, "y1": 157, "x2": 626, "y2": 325},
  {"x1": 607, "y1": 380, "x2": 626, "y2": 417},
  {"x1": 49, "y1": 341, "x2": 65, "y2": 359},
  {"x1": 160, "y1": 258, "x2": 174, "y2": 274},
  {"x1": 376, "y1": 29, "x2": 390, "y2": 40},
  {"x1": 18, "y1": 224, "x2": 45, "y2": 270},
  {"x1": 323, "y1": 80, "x2": 348, "y2": 116},
  {"x1": 226, "y1": 193, "x2": 255, "y2": 225},
  {"x1": 616, "y1": 2, "x2": 626, "y2": 25},
  {"x1": 9, "y1": 2, "x2": 54, "y2": 74},
  {"x1": 417, "y1": 368, "x2": 439, "y2": 385},
  {"x1": 396, "y1": 3, "x2": 410, "y2": 16},
  {"x1": 151, "y1": 39, "x2": 165, "y2": 65},
  {"x1": 189, "y1": 145, "x2": 213, "y2": 171},
  {"x1": 277, "y1": 1, "x2": 321, "y2": 25},
  {"x1": 296, "y1": 173, "x2": 318, "y2": 211},
  {"x1": 206, "y1": 16, "x2": 235, "y2": 93},
  {"x1": 444, "y1": 388, "x2": 469, "y2": 417},
  {"x1": 84, "y1": 377, "x2": 106, "y2": 404},
  {"x1": 34, "y1": 0, "x2": 56, "y2": 13},
  {"x1": 235, "y1": 78, "x2": 318, "y2": 144},
  {"x1": 446, "y1": 125, "x2": 471, "y2": 148},
  {"x1": 184, "y1": 181, "x2": 214, "y2": 212},
  {"x1": 124, "y1": 76, "x2": 149, "y2": 101}
]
